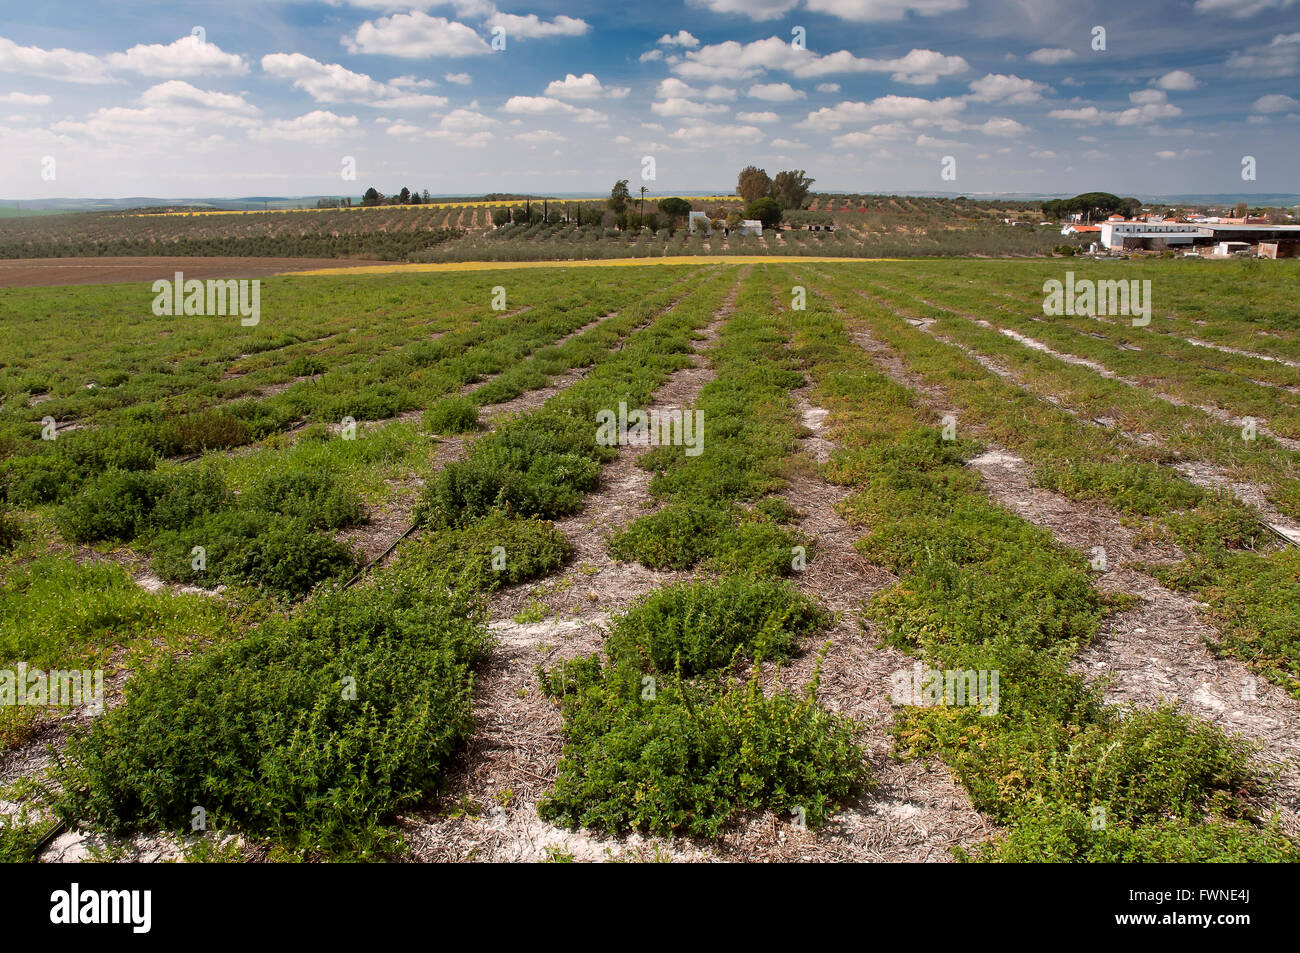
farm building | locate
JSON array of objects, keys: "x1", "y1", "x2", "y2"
[
  {"x1": 737, "y1": 219, "x2": 763, "y2": 237},
  {"x1": 1061, "y1": 225, "x2": 1101, "y2": 238},
  {"x1": 687, "y1": 211, "x2": 710, "y2": 234},
  {"x1": 1100, "y1": 220, "x2": 1300, "y2": 251}
]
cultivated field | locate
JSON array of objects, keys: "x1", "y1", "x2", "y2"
[
  {"x1": 0, "y1": 194, "x2": 1060, "y2": 266},
  {"x1": 2, "y1": 259, "x2": 1298, "y2": 863}
]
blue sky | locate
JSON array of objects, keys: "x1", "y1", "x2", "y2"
[{"x1": 0, "y1": 0, "x2": 1297, "y2": 199}]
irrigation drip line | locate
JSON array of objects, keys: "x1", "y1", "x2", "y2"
[{"x1": 341, "y1": 522, "x2": 419, "y2": 589}]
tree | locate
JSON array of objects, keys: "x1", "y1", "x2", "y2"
[
  {"x1": 771, "y1": 170, "x2": 815, "y2": 210},
  {"x1": 492, "y1": 206, "x2": 511, "y2": 227},
  {"x1": 361, "y1": 187, "x2": 381, "y2": 207},
  {"x1": 659, "y1": 197, "x2": 691, "y2": 223},
  {"x1": 737, "y1": 166, "x2": 772, "y2": 203},
  {"x1": 1233, "y1": 202, "x2": 1248, "y2": 218},
  {"x1": 745, "y1": 197, "x2": 782, "y2": 229},
  {"x1": 608, "y1": 179, "x2": 630, "y2": 216}
]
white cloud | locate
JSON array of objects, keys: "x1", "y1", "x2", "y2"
[
  {"x1": 1227, "y1": 32, "x2": 1300, "y2": 77},
  {"x1": 514, "y1": 128, "x2": 567, "y2": 143},
  {"x1": 816, "y1": 82, "x2": 841, "y2": 93},
  {"x1": 798, "y1": 94, "x2": 966, "y2": 131},
  {"x1": 980, "y1": 117, "x2": 1029, "y2": 136},
  {"x1": 685, "y1": 0, "x2": 798, "y2": 20},
  {"x1": 543, "y1": 73, "x2": 629, "y2": 99},
  {"x1": 262, "y1": 53, "x2": 447, "y2": 108},
  {"x1": 485, "y1": 13, "x2": 590, "y2": 39},
  {"x1": 1027, "y1": 47, "x2": 1076, "y2": 64},
  {"x1": 1153, "y1": 69, "x2": 1198, "y2": 91},
  {"x1": 502, "y1": 95, "x2": 606, "y2": 122},
  {"x1": 737, "y1": 110, "x2": 780, "y2": 122},
  {"x1": 675, "y1": 37, "x2": 968, "y2": 84},
  {"x1": 344, "y1": 12, "x2": 493, "y2": 57},
  {"x1": 248, "y1": 110, "x2": 359, "y2": 142},
  {"x1": 670, "y1": 117, "x2": 764, "y2": 144},
  {"x1": 747, "y1": 82, "x2": 806, "y2": 101},
  {"x1": 652, "y1": 97, "x2": 729, "y2": 117},
  {"x1": 108, "y1": 36, "x2": 249, "y2": 77},
  {"x1": 0, "y1": 91, "x2": 50, "y2": 105},
  {"x1": 1049, "y1": 101, "x2": 1182, "y2": 125},
  {"x1": 0, "y1": 35, "x2": 112, "y2": 83},
  {"x1": 138, "y1": 80, "x2": 258, "y2": 114},
  {"x1": 967, "y1": 73, "x2": 1048, "y2": 104},
  {"x1": 770, "y1": 137, "x2": 807, "y2": 148},
  {"x1": 1253, "y1": 92, "x2": 1299, "y2": 112},
  {"x1": 444, "y1": 71, "x2": 472, "y2": 84},
  {"x1": 803, "y1": 0, "x2": 969, "y2": 20},
  {"x1": 656, "y1": 78, "x2": 736, "y2": 100},
  {"x1": 639, "y1": 49, "x2": 665, "y2": 62},
  {"x1": 1194, "y1": 0, "x2": 1297, "y2": 16},
  {"x1": 657, "y1": 31, "x2": 700, "y2": 48},
  {"x1": 1129, "y1": 88, "x2": 1168, "y2": 105}
]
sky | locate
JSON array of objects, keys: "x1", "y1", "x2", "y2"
[{"x1": 0, "y1": 0, "x2": 1297, "y2": 200}]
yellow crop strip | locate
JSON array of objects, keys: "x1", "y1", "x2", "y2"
[{"x1": 283, "y1": 255, "x2": 899, "y2": 276}]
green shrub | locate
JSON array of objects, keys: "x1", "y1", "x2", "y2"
[
  {"x1": 607, "y1": 503, "x2": 732, "y2": 569},
  {"x1": 243, "y1": 468, "x2": 364, "y2": 531},
  {"x1": 149, "y1": 509, "x2": 359, "y2": 597},
  {"x1": 424, "y1": 396, "x2": 479, "y2": 435},
  {"x1": 396, "y1": 511, "x2": 571, "y2": 591},
  {"x1": 147, "y1": 466, "x2": 231, "y2": 532},
  {"x1": 538, "y1": 662, "x2": 867, "y2": 837},
  {"x1": 56, "y1": 574, "x2": 491, "y2": 857},
  {"x1": 606, "y1": 576, "x2": 828, "y2": 676},
  {"x1": 57, "y1": 468, "x2": 161, "y2": 542}
]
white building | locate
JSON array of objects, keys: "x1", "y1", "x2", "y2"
[
  {"x1": 687, "y1": 211, "x2": 710, "y2": 234},
  {"x1": 737, "y1": 219, "x2": 763, "y2": 236},
  {"x1": 1099, "y1": 221, "x2": 1201, "y2": 249}
]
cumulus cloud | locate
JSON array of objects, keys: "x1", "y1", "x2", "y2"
[
  {"x1": 737, "y1": 110, "x2": 780, "y2": 122},
  {"x1": 0, "y1": 35, "x2": 112, "y2": 83},
  {"x1": 248, "y1": 110, "x2": 359, "y2": 142},
  {"x1": 343, "y1": 12, "x2": 492, "y2": 57},
  {"x1": 674, "y1": 37, "x2": 968, "y2": 84},
  {"x1": 543, "y1": 73, "x2": 629, "y2": 99},
  {"x1": 967, "y1": 73, "x2": 1048, "y2": 104},
  {"x1": 652, "y1": 97, "x2": 729, "y2": 117},
  {"x1": 444, "y1": 71, "x2": 472, "y2": 84},
  {"x1": 657, "y1": 31, "x2": 700, "y2": 48},
  {"x1": 670, "y1": 117, "x2": 764, "y2": 144},
  {"x1": 485, "y1": 13, "x2": 589, "y2": 39},
  {"x1": 1153, "y1": 69, "x2": 1198, "y2": 91},
  {"x1": 798, "y1": 94, "x2": 966, "y2": 131},
  {"x1": 1194, "y1": 0, "x2": 1297, "y2": 16},
  {"x1": 1227, "y1": 32, "x2": 1300, "y2": 77},
  {"x1": 108, "y1": 36, "x2": 249, "y2": 77},
  {"x1": 262, "y1": 53, "x2": 447, "y2": 108},
  {"x1": 657, "y1": 78, "x2": 736, "y2": 100},
  {"x1": 0, "y1": 91, "x2": 50, "y2": 105},
  {"x1": 747, "y1": 82, "x2": 806, "y2": 101},
  {"x1": 1253, "y1": 92, "x2": 1299, "y2": 112},
  {"x1": 502, "y1": 95, "x2": 606, "y2": 121},
  {"x1": 1027, "y1": 47, "x2": 1076, "y2": 64}
]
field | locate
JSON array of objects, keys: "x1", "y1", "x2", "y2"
[
  {"x1": 2, "y1": 258, "x2": 1299, "y2": 863},
  {"x1": 0, "y1": 194, "x2": 1061, "y2": 267}
]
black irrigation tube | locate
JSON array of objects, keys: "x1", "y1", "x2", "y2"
[{"x1": 341, "y1": 522, "x2": 419, "y2": 590}]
